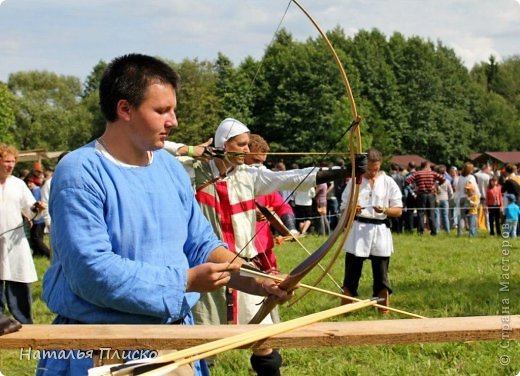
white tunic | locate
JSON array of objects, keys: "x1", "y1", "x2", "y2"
[
  {"x1": 340, "y1": 172, "x2": 402, "y2": 258},
  {"x1": 176, "y1": 156, "x2": 317, "y2": 325},
  {"x1": 0, "y1": 176, "x2": 38, "y2": 283}
]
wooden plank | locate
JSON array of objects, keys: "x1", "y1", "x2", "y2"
[{"x1": 0, "y1": 315, "x2": 517, "y2": 350}]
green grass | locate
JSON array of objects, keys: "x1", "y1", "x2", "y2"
[{"x1": 1, "y1": 233, "x2": 518, "y2": 375}]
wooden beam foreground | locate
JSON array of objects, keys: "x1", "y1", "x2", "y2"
[{"x1": 0, "y1": 315, "x2": 517, "y2": 351}]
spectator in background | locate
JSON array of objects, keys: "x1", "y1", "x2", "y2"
[
  {"x1": 273, "y1": 161, "x2": 293, "y2": 205},
  {"x1": 448, "y1": 166, "x2": 460, "y2": 229},
  {"x1": 464, "y1": 182, "x2": 479, "y2": 238},
  {"x1": 389, "y1": 163, "x2": 405, "y2": 233},
  {"x1": 405, "y1": 161, "x2": 445, "y2": 236},
  {"x1": 486, "y1": 176, "x2": 503, "y2": 236},
  {"x1": 454, "y1": 162, "x2": 479, "y2": 237},
  {"x1": 24, "y1": 174, "x2": 51, "y2": 258},
  {"x1": 0, "y1": 144, "x2": 44, "y2": 324},
  {"x1": 504, "y1": 193, "x2": 519, "y2": 238},
  {"x1": 503, "y1": 163, "x2": 520, "y2": 186},
  {"x1": 18, "y1": 168, "x2": 30, "y2": 180},
  {"x1": 475, "y1": 164, "x2": 492, "y2": 230},
  {"x1": 31, "y1": 162, "x2": 44, "y2": 186},
  {"x1": 315, "y1": 180, "x2": 330, "y2": 235},
  {"x1": 434, "y1": 165, "x2": 453, "y2": 234},
  {"x1": 39, "y1": 151, "x2": 69, "y2": 236},
  {"x1": 293, "y1": 186, "x2": 315, "y2": 235},
  {"x1": 403, "y1": 161, "x2": 417, "y2": 233},
  {"x1": 326, "y1": 181, "x2": 339, "y2": 230}
]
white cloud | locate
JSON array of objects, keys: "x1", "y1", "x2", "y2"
[{"x1": 0, "y1": 0, "x2": 519, "y2": 82}]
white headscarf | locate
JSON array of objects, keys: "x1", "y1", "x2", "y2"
[{"x1": 214, "y1": 118, "x2": 250, "y2": 148}]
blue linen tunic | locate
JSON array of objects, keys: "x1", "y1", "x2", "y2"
[{"x1": 38, "y1": 141, "x2": 224, "y2": 375}]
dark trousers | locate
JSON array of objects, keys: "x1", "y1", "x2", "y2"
[
  {"x1": 29, "y1": 222, "x2": 51, "y2": 258},
  {"x1": 403, "y1": 196, "x2": 417, "y2": 232},
  {"x1": 0, "y1": 280, "x2": 33, "y2": 324},
  {"x1": 488, "y1": 206, "x2": 502, "y2": 236},
  {"x1": 417, "y1": 193, "x2": 437, "y2": 235},
  {"x1": 343, "y1": 253, "x2": 392, "y2": 297}
]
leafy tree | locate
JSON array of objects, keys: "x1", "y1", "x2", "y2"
[
  {"x1": 8, "y1": 71, "x2": 92, "y2": 151},
  {"x1": 0, "y1": 82, "x2": 16, "y2": 145},
  {"x1": 214, "y1": 53, "x2": 257, "y2": 125},
  {"x1": 348, "y1": 29, "x2": 405, "y2": 156},
  {"x1": 81, "y1": 60, "x2": 108, "y2": 141},
  {"x1": 252, "y1": 29, "x2": 357, "y2": 165},
  {"x1": 169, "y1": 58, "x2": 221, "y2": 144},
  {"x1": 83, "y1": 60, "x2": 107, "y2": 98}
]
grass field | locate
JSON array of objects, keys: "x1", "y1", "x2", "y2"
[{"x1": 0, "y1": 232, "x2": 518, "y2": 375}]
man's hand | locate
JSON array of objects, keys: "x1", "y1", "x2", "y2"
[
  {"x1": 355, "y1": 153, "x2": 368, "y2": 177},
  {"x1": 193, "y1": 138, "x2": 213, "y2": 159},
  {"x1": 177, "y1": 138, "x2": 213, "y2": 159},
  {"x1": 255, "y1": 206, "x2": 273, "y2": 222},
  {"x1": 31, "y1": 201, "x2": 46, "y2": 213},
  {"x1": 260, "y1": 278, "x2": 293, "y2": 304},
  {"x1": 186, "y1": 262, "x2": 240, "y2": 292}
]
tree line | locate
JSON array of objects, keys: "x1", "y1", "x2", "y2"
[{"x1": 1, "y1": 28, "x2": 519, "y2": 167}]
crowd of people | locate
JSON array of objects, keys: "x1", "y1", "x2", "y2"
[
  {"x1": 0, "y1": 53, "x2": 518, "y2": 376},
  {"x1": 266, "y1": 158, "x2": 520, "y2": 240},
  {"x1": 389, "y1": 160, "x2": 520, "y2": 238}
]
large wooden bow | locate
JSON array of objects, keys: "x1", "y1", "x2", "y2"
[{"x1": 248, "y1": 0, "x2": 363, "y2": 324}]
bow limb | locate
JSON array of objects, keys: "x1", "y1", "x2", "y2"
[
  {"x1": 248, "y1": 1, "x2": 362, "y2": 323},
  {"x1": 256, "y1": 201, "x2": 343, "y2": 290},
  {"x1": 288, "y1": 123, "x2": 363, "y2": 306}
]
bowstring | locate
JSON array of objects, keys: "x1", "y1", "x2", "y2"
[
  {"x1": 222, "y1": 117, "x2": 358, "y2": 273},
  {"x1": 220, "y1": 0, "x2": 359, "y2": 274}
]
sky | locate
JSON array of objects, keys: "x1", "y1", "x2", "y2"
[{"x1": 0, "y1": 0, "x2": 519, "y2": 83}]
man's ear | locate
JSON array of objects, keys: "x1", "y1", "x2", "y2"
[{"x1": 116, "y1": 99, "x2": 132, "y2": 121}]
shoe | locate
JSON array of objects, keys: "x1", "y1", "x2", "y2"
[
  {"x1": 0, "y1": 314, "x2": 22, "y2": 335},
  {"x1": 340, "y1": 287, "x2": 353, "y2": 306},
  {"x1": 377, "y1": 288, "x2": 390, "y2": 314}
]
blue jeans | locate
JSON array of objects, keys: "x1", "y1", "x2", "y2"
[
  {"x1": 505, "y1": 220, "x2": 518, "y2": 238},
  {"x1": 467, "y1": 214, "x2": 477, "y2": 237},
  {"x1": 435, "y1": 200, "x2": 450, "y2": 233}
]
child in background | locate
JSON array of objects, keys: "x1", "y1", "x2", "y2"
[
  {"x1": 465, "y1": 183, "x2": 479, "y2": 237},
  {"x1": 486, "y1": 176, "x2": 503, "y2": 236},
  {"x1": 504, "y1": 193, "x2": 519, "y2": 238}
]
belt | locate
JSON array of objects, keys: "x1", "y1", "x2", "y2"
[{"x1": 355, "y1": 216, "x2": 386, "y2": 225}]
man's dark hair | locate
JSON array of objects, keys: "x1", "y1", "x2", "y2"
[
  {"x1": 366, "y1": 148, "x2": 382, "y2": 162},
  {"x1": 99, "y1": 54, "x2": 180, "y2": 122},
  {"x1": 505, "y1": 163, "x2": 516, "y2": 175}
]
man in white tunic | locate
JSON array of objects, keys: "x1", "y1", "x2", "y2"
[
  {"x1": 0, "y1": 144, "x2": 44, "y2": 324},
  {"x1": 340, "y1": 148, "x2": 402, "y2": 313}
]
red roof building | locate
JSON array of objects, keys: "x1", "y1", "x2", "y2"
[
  {"x1": 471, "y1": 151, "x2": 520, "y2": 168},
  {"x1": 390, "y1": 154, "x2": 430, "y2": 170}
]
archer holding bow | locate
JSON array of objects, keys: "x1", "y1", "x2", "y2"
[{"x1": 167, "y1": 118, "x2": 366, "y2": 375}]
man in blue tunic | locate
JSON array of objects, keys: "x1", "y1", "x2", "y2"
[{"x1": 37, "y1": 54, "x2": 287, "y2": 376}]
